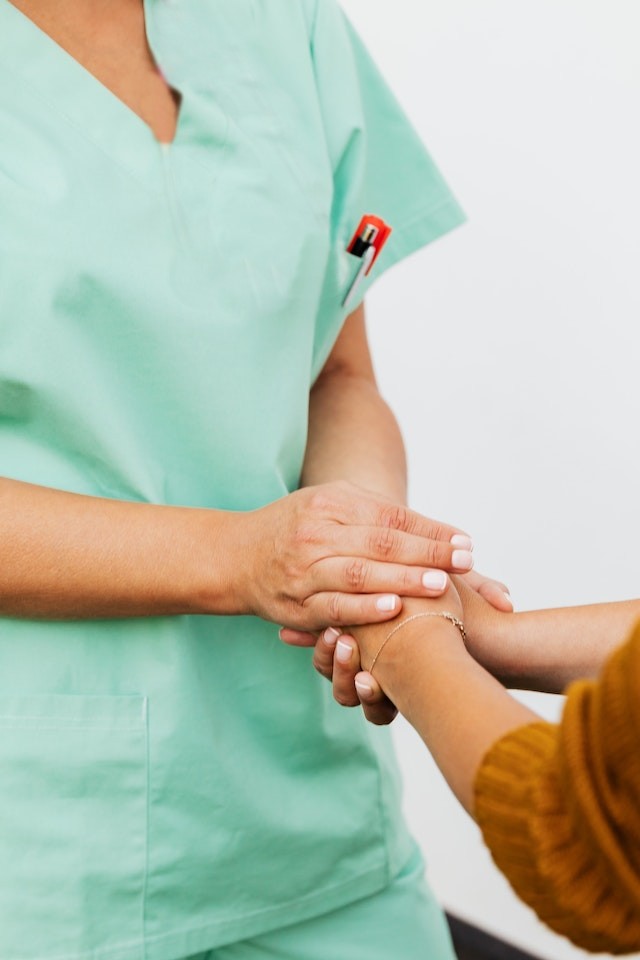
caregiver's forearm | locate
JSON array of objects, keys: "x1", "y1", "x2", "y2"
[
  {"x1": 1, "y1": 476, "x2": 467, "y2": 626},
  {"x1": 303, "y1": 369, "x2": 407, "y2": 502},
  {"x1": 0, "y1": 476, "x2": 240, "y2": 618},
  {"x1": 302, "y1": 303, "x2": 406, "y2": 501},
  {"x1": 470, "y1": 600, "x2": 640, "y2": 693}
]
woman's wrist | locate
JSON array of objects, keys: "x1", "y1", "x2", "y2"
[
  {"x1": 455, "y1": 578, "x2": 521, "y2": 683},
  {"x1": 352, "y1": 601, "x2": 468, "y2": 697},
  {"x1": 373, "y1": 616, "x2": 469, "y2": 714}
]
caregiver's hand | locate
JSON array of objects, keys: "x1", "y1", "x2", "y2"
[
  {"x1": 236, "y1": 481, "x2": 473, "y2": 631},
  {"x1": 280, "y1": 569, "x2": 512, "y2": 650}
]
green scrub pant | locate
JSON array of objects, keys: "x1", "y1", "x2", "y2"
[{"x1": 189, "y1": 848, "x2": 455, "y2": 960}]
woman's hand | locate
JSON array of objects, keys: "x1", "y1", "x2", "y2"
[
  {"x1": 234, "y1": 480, "x2": 473, "y2": 631},
  {"x1": 461, "y1": 570, "x2": 513, "y2": 612},
  {"x1": 452, "y1": 575, "x2": 516, "y2": 683},
  {"x1": 315, "y1": 625, "x2": 399, "y2": 726},
  {"x1": 307, "y1": 590, "x2": 465, "y2": 724}
]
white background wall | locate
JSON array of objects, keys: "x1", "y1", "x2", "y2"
[{"x1": 340, "y1": 1, "x2": 640, "y2": 957}]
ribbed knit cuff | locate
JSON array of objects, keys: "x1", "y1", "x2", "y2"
[{"x1": 474, "y1": 719, "x2": 640, "y2": 954}]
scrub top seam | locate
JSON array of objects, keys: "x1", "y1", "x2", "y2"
[
  {"x1": 360, "y1": 718, "x2": 393, "y2": 885},
  {"x1": 13, "y1": 860, "x2": 391, "y2": 960},
  {"x1": 141, "y1": 700, "x2": 151, "y2": 960},
  {"x1": 307, "y1": 0, "x2": 322, "y2": 43},
  {"x1": 392, "y1": 195, "x2": 467, "y2": 233},
  {"x1": 6, "y1": 74, "x2": 166, "y2": 197},
  {"x1": 231, "y1": 48, "x2": 330, "y2": 227}
]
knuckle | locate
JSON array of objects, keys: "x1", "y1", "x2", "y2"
[
  {"x1": 424, "y1": 540, "x2": 441, "y2": 567},
  {"x1": 380, "y1": 503, "x2": 410, "y2": 532},
  {"x1": 312, "y1": 650, "x2": 332, "y2": 677},
  {"x1": 429, "y1": 522, "x2": 447, "y2": 542},
  {"x1": 293, "y1": 521, "x2": 321, "y2": 547},
  {"x1": 370, "y1": 711, "x2": 395, "y2": 727},
  {"x1": 296, "y1": 596, "x2": 320, "y2": 631},
  {"x1": 369, "y1": 527, "x2": 398, "y2": 559},
  {"x1": 307, "y1": 485, "x2": 339, "y2": 517},
  {"x1": 399, "y1": 566, "x2": 415, "y2": 591},
  {"x1": 327, "y1": 592, "x2": 343, "y2": 624},
  {"x1": 282, "y1": 561, "x2": 303, "y2": 589},
  {"x1": 334, "y1": 691, "x2": 358, "y2": 708},
  {"x1": 368, "y1": 713, "x2": 388, "y2": 727},
  {"x1": 344, "y1": 558, "x2": 368, "y2": 591}
]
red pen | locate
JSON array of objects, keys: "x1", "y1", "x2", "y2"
[{"x1": 342, "y1": 215, "x2": 392, "y2": 309}]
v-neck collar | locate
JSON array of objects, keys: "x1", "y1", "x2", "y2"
[{"x1": 0, "y1": 0, "x2": 228, "y2": 189}]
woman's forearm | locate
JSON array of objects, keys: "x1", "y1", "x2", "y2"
[
  {"x1": 467, "y1": 598, "x2": 640, "y2": 692},
  {"x1": 375, "y1": 599, "x2": 640, "y2": 811},
  {"x1": 364, "y1": 617, "x2": 539, "y2": 814},
  {"x1": 0, "y1": 476, "x2": 242, "y2": 618}
]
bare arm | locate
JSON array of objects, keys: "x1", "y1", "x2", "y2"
[
  {"x1": 277, "y1": 302, "x2": 473, "y2": 646},
  {"x1": 316, "y1": 597, "x2": 640, "y2": 952},
  {"x1": 0, "y1": 308, "x2": 476, "y2": 625},
  {"x1": 0, "y1": 474, "x2": 471, "y2": 624},
  {"x1": 457, "y1": 578, "x2": 640, "y2": 691},
  {"x1": 326, "y1": 593, "x2": 640, "y2": 811},
  {"x1": 339, "y1": 596, "x2": 539, "y2": 814},
  {"x1": 0, "y1": 477, "x2": 242, "y2": 618},
  {"x1": 302, "y1": 304, "x2": 408, "y2": 503}
]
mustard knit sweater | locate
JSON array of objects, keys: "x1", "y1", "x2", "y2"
[{"x1": 474, "y1": 620, "x2": 640, "y2": 954}]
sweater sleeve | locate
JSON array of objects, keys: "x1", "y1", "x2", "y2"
[{"x1": 474, "y1": 620, "x2": 640, "y2": 954}]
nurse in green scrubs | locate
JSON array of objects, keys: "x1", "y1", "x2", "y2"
[{"x1": 0, "y1": 1, "x2": 509, "y2": 957}]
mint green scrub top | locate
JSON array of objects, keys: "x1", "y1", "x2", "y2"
[{"x1": 0, "y1": 2, "x2": 465, "y2": 958}]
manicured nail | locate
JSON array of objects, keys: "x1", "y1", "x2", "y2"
[
  {"x1": 324, "y1": 627, "x2": 341, "y2": 646},
  {"x1": 452, "y1": 550, "x2": 474, "y2": 571},
  {"x1": 503, "y1": 591, "x2": 514, "y2": 609},
  {"x1": 422, "y1": 570, "x2": 447, "y2": 591},
  {"x1": 375, "y1": 595, "x2": 398, "y2": 612},
  {"x1": 336, "y1": 640, "x2": 352, "y2": 663},
  {"x1": 450, "y1": 534, "x2": 473, "y2": 551},
  {"x1": 355, "y1": 678, "x2": 373, "y2": 699}
]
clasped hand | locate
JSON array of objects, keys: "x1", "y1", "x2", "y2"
[{"x1": 235, "y1": 480, "x2": 475, "y2": 631}]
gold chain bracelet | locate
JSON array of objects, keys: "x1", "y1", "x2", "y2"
[{"x1": 369, "y1": 611, "x2": 466, "y2": 676}]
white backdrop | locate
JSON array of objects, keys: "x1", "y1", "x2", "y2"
[{"x1": 340, "y1": 1, "x2": 640, "y2": 957}]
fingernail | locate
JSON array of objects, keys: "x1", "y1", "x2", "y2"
[
  {"x1": 355, "y1": 678, "x2": 373, "y2": 699},
  {"x1": 450, "y1": 534, "x2": 473, "y2": 551},
  {"x1": 336, "y1": 640, "x2": 352, "y2": 663},
  {"x1": 323, "y1": 627, "x2": 341, "y2": 646},
  {"x1": 503, "y1": 591, "x2": 514, "y2": 609},
  {"x1": 422, "y1": 571, "x2": 447, "y2": 591},
  {"x1": 376, "y1": 595, "x2": 398, "y2": 612},
  {"x1": 452, "y1": 550, "x2": 474, "y2": 571}
]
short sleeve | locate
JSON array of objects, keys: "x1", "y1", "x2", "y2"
[{"x1": 308, "y1": 0, "x2": 466, "y2": 378}]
